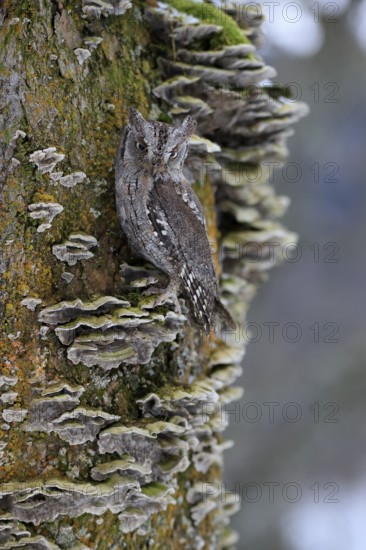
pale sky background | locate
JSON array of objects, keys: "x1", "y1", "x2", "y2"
[{"x1": 224, "y1": 1, "x2": 366, "y2": 548}]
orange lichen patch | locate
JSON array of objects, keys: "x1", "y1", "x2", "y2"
[
  {"x1": 137, "y1": 464, "x2": 223, "y2": 549},
  {"x1": 0, "y1": 338, "x2": 45, "y2": 483},
  {"x1": 31, "y1": 191, "x2": 57, "y2": 203},
  {"x1": 192, "y1": 175, "x2": 223, "y2": 349},
  {"x1": 0, "y1": 0, "x2": 237, "y2": 545},
  {"x1": 2, "y1": 432, "x2": 61, "y2": 483},
  {"x1": 193, "y1": 174, "x2": 221, "y2": 276}
]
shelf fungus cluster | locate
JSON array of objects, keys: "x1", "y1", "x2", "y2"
[
  {"x1": 95, "y1": 342, "x2": 244, "y2": 540},
  {"x1": 38, "y1": 293, "x2": 185, "y2": 370},
  {"x1": 81, "y1": 0, "x2": 132, "y2": 18},
  {"x1": 0, "y1": 375, "x2": 19, "y2": 462},
  {"x1": 28, "y1": 202, "x2": 64, "y2": 233},
  {"x1": 148, "y1": 0, "x2": 307, "y2": 324},
  {"x1": 29, "y1": 148, "x2": 65, "y2": 175},
  {"x1": 52, "y1": 233, "x2": 98, "y2": 266},
  {"x1": 0, "y1": 330, "x2": 244, "y2": 546},
  {"x1": 1, "y1": 0, "x2": 307, "y2": 547}
]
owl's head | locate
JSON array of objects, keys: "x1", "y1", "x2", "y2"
[{"x1": 123, "y1": 108, "x2": 196, "y2": 171}]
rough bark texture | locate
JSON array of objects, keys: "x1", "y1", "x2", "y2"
[{"x1": 0, "y1": 1, "x2": 307, "y2": 548}]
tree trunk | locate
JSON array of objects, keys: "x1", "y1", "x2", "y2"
[{"x1": 0, "y1": 1, "x2": 307, "y2": 548}]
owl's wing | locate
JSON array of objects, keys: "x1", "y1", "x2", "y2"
[
  {"x1": 147, "y1": 176, "x2": 219, "y2": 327},
  {"x1": 172, "y1": 179, "x2": 206, "y2": 228},
  {"x1": 147, "y1": 176, "x2": 214, "y2": 266}
]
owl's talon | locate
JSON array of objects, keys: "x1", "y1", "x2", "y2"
[{"x1": 142, "y1": 283, "x2": 181, "y2": 314}]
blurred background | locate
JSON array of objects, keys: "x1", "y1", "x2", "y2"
[{"x1": 224, "y1": 0, "x2": 366, "y2": 548}]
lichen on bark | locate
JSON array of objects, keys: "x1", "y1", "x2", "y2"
[{"x1": 0, "y1": 1, "x2": 307, "y2": 548}]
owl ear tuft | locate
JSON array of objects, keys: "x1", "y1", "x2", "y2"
[
  {"x1": 181, "y1": 115, "x2": 197, "y2": 139},
  {"x1": 127, "y1": 108, "x2": 146, "y2": 133}
]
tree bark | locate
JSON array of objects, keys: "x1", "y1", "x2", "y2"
[{"x1": 0, "y1": 1, "x2": 307, "y2": 548}]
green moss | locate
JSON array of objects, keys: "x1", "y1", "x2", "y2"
[
  {"x1": 157, "y1": 111, "x2": 173, "y2": 123},
  {"x1": 165, "y1": 0, "x2": 250, "y2": 47},
  {"x1": 0, "y1": 0, "x2": 231, "y2": 544}
]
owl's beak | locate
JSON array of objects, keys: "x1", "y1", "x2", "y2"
[{"x1": 151, "y1": 160, "x2": 166, "y2": 174}]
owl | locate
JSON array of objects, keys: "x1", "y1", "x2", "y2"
[{"x1": 115, "y1": 108, "x2": 234, "y2": 333}]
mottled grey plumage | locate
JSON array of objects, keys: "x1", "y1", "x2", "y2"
[{"x1": 115, "y1": 108, "x2": 234, "y2": 332}]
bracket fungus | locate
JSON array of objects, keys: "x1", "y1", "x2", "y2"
[
  {"x1": 20, "y1": 297, "x2": 43, "y2": 311},
  {"x1": 52, "y1": 233, "x2": 98, "y2": 265},
  {"x1": 28, "y1": 202, "x2": 63, "y2": 233},
  {"x1": 83, "y1": 36, "x2": 104, "y2": 50},
  {"x1": 29, "y1": 148, "x2": 65, "y2": 174},
  {"x1": 82, "y1": 0, "x2": 132, "y2": 18},
  {"x1": 39, "y1": 293, "x2": 184, "y2": 370},
  {"x1": 58, "y1": 172, "x2": 87, "y2": 188},
  {"x1": 74, "y1": 48, "x2": 91, "y2": 65},
  {"x1": 22, "y1": 383, "x2": 121, "y2": 444},
  {"x1": 1, "y1": 0, "x2": 308, "y2": 545}
]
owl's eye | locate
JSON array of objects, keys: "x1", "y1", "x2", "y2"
[
  {"x1": 136, "y1": 142, "x2": 147, "y2": 151},
  {"x1": 170, "y1": 150, "x2": 178, "y2": 159}
]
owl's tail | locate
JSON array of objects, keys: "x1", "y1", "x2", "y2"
[
  {"x1": 178, "y1": 263, "x2": 235, "y2": 334},
  {"x1": 212, "y1": 298, "x2": 236, "y2": 333}
]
